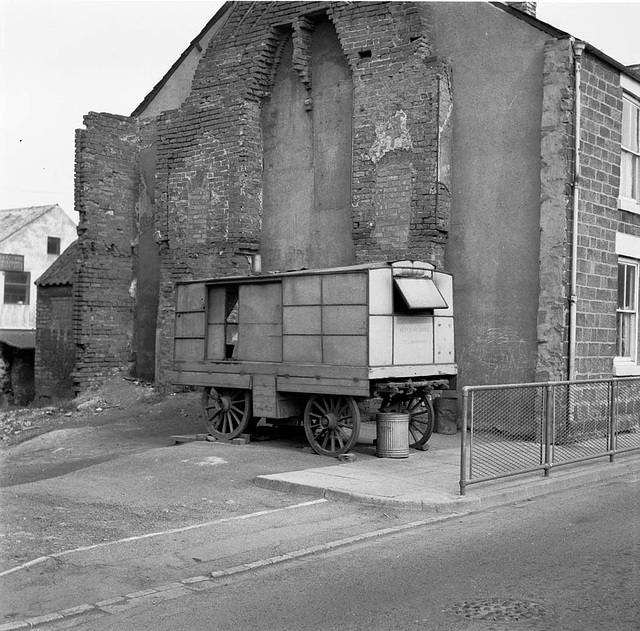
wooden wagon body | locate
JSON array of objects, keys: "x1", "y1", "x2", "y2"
[{"x1": 172, "y1": 260, "x2": 457, "y2": 455}]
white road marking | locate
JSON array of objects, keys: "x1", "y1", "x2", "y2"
[{"x1": 0, "y1": 499, "x2": 327, "y2": 578}]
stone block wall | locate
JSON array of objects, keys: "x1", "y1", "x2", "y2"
[
  {"x1": 538, "y1": 43, "x2": 626, "y2": 382},
  {"x1": 573, "y1": 52, "x2": 622, "y2": 379}
]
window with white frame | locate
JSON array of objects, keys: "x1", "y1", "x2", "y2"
[
  {"x1": 616, "y1": 258, "x2": 638, "y2": 362},
  {"x1": 621, "y1": 94, "x2": 640, "y2": 208},
  {"x1": 3, "y1": 271, "x2": 30, "y2": 304}
]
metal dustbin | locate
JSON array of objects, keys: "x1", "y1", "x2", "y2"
[{"x1": 375, "y1": 412, "x2": 410, "y2": 458}]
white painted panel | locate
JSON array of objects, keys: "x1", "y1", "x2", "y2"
[
  {"x1": 393, "y1": 316, "x2": 434, "y2": 365},
  {"x1": 432, "y1": 272, "x2": 454, "y2": 316},
  {"x1": 434, "y1": 317, "x2": 455, "y2": 363},
  {"x1": 369, "y1": 268, "x2": 393, "y2": 315},
  {"x1": 369, "y1": 315, "x2": 393, "y2": 366}
]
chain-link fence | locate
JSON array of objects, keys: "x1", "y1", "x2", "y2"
[{"x1": 459, "y1": 377, "x2": 640, "y2": 494}]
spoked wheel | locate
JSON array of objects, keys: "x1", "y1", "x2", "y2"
[
  {"x1": 405, "y1": 393, "x2": 435, "y2": 448},
  {"x1": 202, "y1": 387, "x2": 252, "y2": 440},
  {"x1": 303, "y1": 394, "x2": 361, "y2": 457}
]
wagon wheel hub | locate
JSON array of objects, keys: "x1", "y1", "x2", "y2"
[
  {"x1": 319, "y1": 412, "x2": 339, "y2": 430},
  {"x1": 217, "y1": 395, "x2": 232, "y2": 412}
]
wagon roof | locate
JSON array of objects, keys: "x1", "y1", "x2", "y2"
[{"x1": 176, "y1": 260, "x2": 445, "y2": 285}]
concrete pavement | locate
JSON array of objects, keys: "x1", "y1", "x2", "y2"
[{"x1": 254, "y1": 421, "x2": 640, "y2": 513}]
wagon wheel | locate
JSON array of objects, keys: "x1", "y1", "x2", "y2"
[
  {"x1": 202, "y1": 387, "x2": 253, "y2": 440},
  {"x1": 303, "y1": 394, "x2": 361, "y2": 457},
  {"x1": 405, "y1": 393, "x2": 435, "y2": 448}
]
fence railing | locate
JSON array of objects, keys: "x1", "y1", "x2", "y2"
[{"x1": 459, "y1": 377, "x2": 640, "y2": 495}]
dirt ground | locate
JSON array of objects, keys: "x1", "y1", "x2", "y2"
[
  {"x1": 0, "y1": 376, "x2": 192, "y2": 448},
  {"x1": 0, "y1": 374, "x2": 326, "y2": 575}
]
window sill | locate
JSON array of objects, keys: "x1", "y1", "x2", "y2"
[
  {"x1": 619, "y1": 197, "x2": 640, "y2": 215},
  {"x1": 613, "y1": 362, "x2": 640, "y2": 376}
]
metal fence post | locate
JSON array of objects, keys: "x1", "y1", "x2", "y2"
[
  {"x1": 543, "y1": 384, "x2": 553, "y2": 477},
  {"x1": 609, "y1": 379, "x2": 618, "y2": 462},
  {"x1": 459, "y1": 387, "x2": 470, "y2": 495}
]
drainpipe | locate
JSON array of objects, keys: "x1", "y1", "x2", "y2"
[{"x1": 569, "y1": 40, "x2": 586, "y2": 381}]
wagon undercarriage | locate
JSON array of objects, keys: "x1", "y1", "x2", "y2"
[{"x1": 200, "y1": 378, "x2": 449, "y2": 457}]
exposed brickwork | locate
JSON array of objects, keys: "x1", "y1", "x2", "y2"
[
  {"x1": 154, "y1": 1, "x2": 452, "y2": 383},
  {"x1": 74, "y1": 113, "x2": 139, "y2": 390},
  {"x1": 573, "y1": 52, "x2": 622, "y2": 379}
]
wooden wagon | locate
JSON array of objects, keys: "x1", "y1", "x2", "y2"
[{"x1": 171, "y1": 260, "x2": 457, "y2": 456}]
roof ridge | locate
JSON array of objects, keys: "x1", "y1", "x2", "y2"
[{"x1": 0, "y1": 204, "x2": 64, "y2": 243}]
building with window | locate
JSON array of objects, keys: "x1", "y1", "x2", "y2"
[
  {"x1": 0, "y1": 204, "x2": 76, "y2": 403},
  {"x1": 54, "y1": 2, "x2": 640, "y2": 401},
  {"x1": 617, "y1": 79, "x2": 640, "y2": 376}
]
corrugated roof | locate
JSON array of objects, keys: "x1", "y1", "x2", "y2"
[
  {"x1": 0, "y1": 204, "x2": 60, "y2": 243},
  {"x1": 35, "y1": 239, "x2": 78, "y2": 287}
]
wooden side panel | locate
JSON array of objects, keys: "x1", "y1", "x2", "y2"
[
  {"x1": 323, "y1": 335, "x2": 367, "y2": 365},
  {"x1": 175, "y1": 283, "x2": 206, "y2": 363},
  {"x1": 283, "y1": 275, "x2": 322, "y2": 305},
  {"x1": 252, "y1": 374, "x2": 278, "y2": 417},
  {"x1": 237, "y1": 283, "x2": 283, "y2": 362},
  {"x1": 237, "y1": 324, "x2": 283, "y2": 362},
  {"x1": 240, "y1": 283, "x2": 282, "y2": 323},
  {"x1": 175, "y1": 312, "x2": 205, "y2": 338},
  {"x1": 176, "y1": 283, "x2": 206, "y2": 311},
  {"x1": 369, "y1": 315, "x2": 393, "y2": 366},
  {"x1": 322, "y1": 273, "x2": 367, "y2": 305},
  {"x1": 173, "y1": 370, "x2": 252, "y2": 389},
  {"x1": 322, "y1": 305, "x2": 367, "y2": 335},
  {"x1": 283, "y1": 306, "x2": 322, "y2": 335},
  {"x1": 253, "y1": 374, "x2": 304, "y2": 417},
  {"x1": 277, "y1": 375, "x2": 370, "y2": 397},
  {"x1": 174, "y1": 338, "x2": 205, "y2": 361},
  {"x1": 283, "y1": 335, "x2": 322, "y2": 363},
  {"x1": 206, "y1": 324, "x2": 225, "y2": 360},
  {"x1": 207, "y1": 286, "x2": 226, "y2": 323},
  {"x1": 206, "y1": 286, "x2": 227, "y2": 360}
]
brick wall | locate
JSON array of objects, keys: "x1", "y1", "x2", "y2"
[
  {"x1": 74, "y1": 113, "x2": 139, "y2": 390},
  {"x1": 154, "y1": 1, "x2": 452, "y2": 382},
  {"x1": 573, "y1": 52, "x2": 622, "y2": 379},
  {"x1": 35, "y1": 285, "x2": 75, "y2": 398}
]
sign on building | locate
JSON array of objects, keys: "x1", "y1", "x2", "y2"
[{"x1": 0, "y1": 253, "x2": 24, "y2": 272}]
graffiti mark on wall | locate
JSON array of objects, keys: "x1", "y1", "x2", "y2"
[{"x1": 459, "y1": 327, "x2": 529, "y2": 383}]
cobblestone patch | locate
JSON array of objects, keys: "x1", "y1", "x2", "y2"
[{"x1": 446, "y1": 598, "x2": 546, "y2": 621}]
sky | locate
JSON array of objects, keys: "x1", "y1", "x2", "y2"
[{"x1": 1, "y1": 0, "x2": 639, "y2": 222}]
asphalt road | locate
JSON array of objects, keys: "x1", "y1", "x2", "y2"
[{"x1": 52, "y1": 474, "x2": 640, "y2": 631}]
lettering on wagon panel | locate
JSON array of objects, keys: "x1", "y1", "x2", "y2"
[{"x1": 393, "y1": 317, "x2": 434, "y2": 365}]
